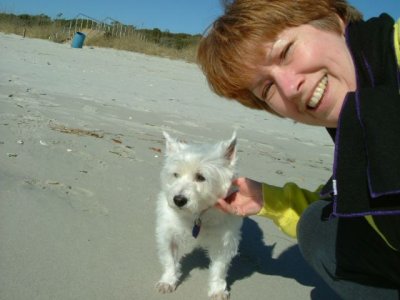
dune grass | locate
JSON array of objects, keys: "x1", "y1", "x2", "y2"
[{"x1": 0, "y1": 14, "x2": 200, "y2": 63}]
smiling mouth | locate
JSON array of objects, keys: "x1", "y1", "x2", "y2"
[{"x1": 307, "y1": 75, "x2": 328, "y2": 109}]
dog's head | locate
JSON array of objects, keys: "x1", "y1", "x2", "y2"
[{"x1": 160, "y1": 132, "x2": 237, "y2": 215}]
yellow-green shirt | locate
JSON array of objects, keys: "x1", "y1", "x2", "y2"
[
  {"x1": 394, "y1": 18, "x2": 400, "y2": 67},
  {"x1": 257, "y1": 183, "x2": 322, "y2": 238}
]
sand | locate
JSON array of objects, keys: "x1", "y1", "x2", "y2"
[{"x1": 0, "y1": 33, "x2": 338, "y2": 299}]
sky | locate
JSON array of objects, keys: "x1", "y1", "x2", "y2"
[{"x1": 0, "y1": 0, "x2": 399, "y2": 35}]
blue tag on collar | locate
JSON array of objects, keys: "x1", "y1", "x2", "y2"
[{"x1": 192, "y1": 218, "x2": 201, "y2": 238}]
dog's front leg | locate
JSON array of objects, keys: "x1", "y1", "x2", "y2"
[
  {"x1": 156, "y1": 237, "x2": 181, "y2": 293},
  {"x1": 207, "y1": 230, "x2": 240, "y2": 300},
  {"x1": 208, "y1": 258, "x2": 231, "y2": 300},
  {"x1": 207, "y1": 248, "x2": 237, "y2": 300}
]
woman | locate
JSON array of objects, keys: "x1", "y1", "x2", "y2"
[{"x1": 197, "y1": 0, "x2": 400, "y2": 297}]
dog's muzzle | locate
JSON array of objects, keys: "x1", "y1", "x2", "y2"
[{"x1": 173, "y1": 195, "x2": 188, "y2": 208}]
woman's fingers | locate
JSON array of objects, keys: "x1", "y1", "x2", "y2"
[{"x1": 216, "y1": 198, "x2": 231, "y2": 212}]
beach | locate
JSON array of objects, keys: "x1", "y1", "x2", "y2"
[{"x1": 0, "y1": 33, "x2": 338, "y2": 299}]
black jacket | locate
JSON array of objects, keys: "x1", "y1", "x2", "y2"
[{"x1": 321, "y1": 14, "x2": 400, "y2": 249}]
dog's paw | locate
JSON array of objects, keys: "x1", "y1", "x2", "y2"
[
  {"x1": 210, "y1": 290, "x2": 230, "y2": 300},
  {"x1": 155, "y1": 281, "x2": 176, "y2": 294}
]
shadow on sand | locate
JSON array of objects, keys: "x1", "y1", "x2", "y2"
[{"x1": 180, "y1": 218, "x2": 339, "y2": 299}]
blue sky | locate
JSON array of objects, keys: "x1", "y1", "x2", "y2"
[{"x1": 0, "y1": 0, "x2": 399, "y2": 35}]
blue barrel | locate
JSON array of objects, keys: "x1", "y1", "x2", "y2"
[{"x1": 71, "y1": 32, "x2": 86, "y2": 48}]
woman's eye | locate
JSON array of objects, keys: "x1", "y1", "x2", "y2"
[
  {"x1": 195, "y1": 173, "x2": 206, "y2": 182},
  {"x1": 262, "y1": 82, "x2": 273, "y2": 100},
  {"x1": 173, "y1": 172, "x2": 179, "y2": 178},
  {"x1": 280, "y1": 42, "x2": 293, "y2": 60}
]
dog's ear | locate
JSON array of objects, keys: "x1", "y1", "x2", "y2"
[
  {"x1": 223, "y1": 132, "x2": 237, "y2": 165},
  {"x1": 163, "y1": 131, "x2": 185, "y2": 154}
]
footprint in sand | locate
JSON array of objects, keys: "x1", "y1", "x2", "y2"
[
  {"x1": 24, "y1": 179, "x2": 109, "y2": 216},
  {"x1": 64, "y1": 185, "x2": 108, "y2": 215}
]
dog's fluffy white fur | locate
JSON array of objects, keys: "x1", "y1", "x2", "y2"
[{"x1": 155, "y1": 132, "x2": 242, "y2": 300}]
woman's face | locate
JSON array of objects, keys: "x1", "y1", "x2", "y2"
[{"x1": 250, "y1": 22, "x2": 356, "y2": 127}]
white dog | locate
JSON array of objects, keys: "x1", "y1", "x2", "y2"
[{"x1": 155, "y1": 132, "x2": 242, "y2": 300}]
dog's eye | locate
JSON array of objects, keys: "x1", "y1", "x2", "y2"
[
  {"x1": 195, "y1": 173, "x2": 205, "y2": 182},
  {"x1": 173, "y1": 172, "x2": 179, "y2": 178}
]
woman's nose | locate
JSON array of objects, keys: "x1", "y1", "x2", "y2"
[{"x1": 275, "y1": 69, "x2": 305, "y2": 101}]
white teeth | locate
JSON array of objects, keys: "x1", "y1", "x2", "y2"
[{"x1": 308, "y1": 75, "x2": 328, "y2": 108}]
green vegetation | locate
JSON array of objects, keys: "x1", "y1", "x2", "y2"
[{"x1": 0, "y1": 12, "x2": 201, "y2": 62}]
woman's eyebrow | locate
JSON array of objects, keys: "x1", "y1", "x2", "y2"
[{"x1": 267, "y1": 39, "x2": 287, "y2": 63}]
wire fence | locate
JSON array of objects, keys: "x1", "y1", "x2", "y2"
[{"x1": 61, "y1": 13, "x2": 141, "y2": 40}]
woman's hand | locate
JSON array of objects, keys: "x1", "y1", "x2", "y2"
[{"x1": 216, "y1": 177, "x2": 264, "y2": 216}]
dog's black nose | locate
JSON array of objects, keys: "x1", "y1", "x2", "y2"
[{"x1": 173, "y1": 195, "x2": 188, "y2": 208}]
